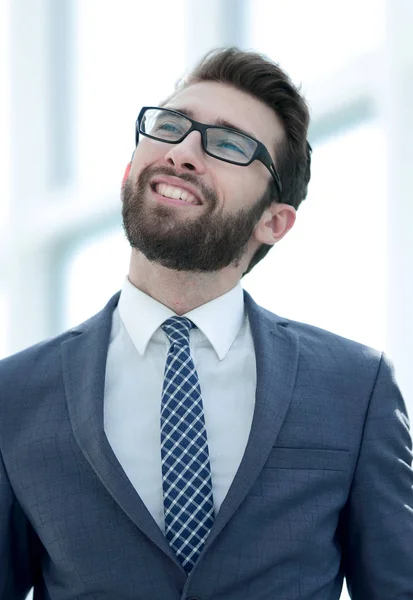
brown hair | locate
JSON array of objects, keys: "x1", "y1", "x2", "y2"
[{"x1": 172, "y1": 47, "x2": 312, "y2": 274}]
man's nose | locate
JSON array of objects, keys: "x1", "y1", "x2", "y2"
[{"x1": 163, "y1": 131, "x2": 206, "y2": 174}]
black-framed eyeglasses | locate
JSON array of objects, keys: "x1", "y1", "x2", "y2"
[{"x1": 135, "y1": 106, "x2": 282, "y2": 196}]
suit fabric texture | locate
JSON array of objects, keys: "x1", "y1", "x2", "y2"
[{"x1": 0, "y1": 290, "x2": 412, "y2": 599}]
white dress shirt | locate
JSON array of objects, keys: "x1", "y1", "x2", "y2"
[{"x1": 104, "y1": 278, "x2": 256, "y2": 531}]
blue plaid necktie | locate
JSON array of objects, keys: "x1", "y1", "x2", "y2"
[{"x1": 160, "y1": 316, "x2": 215, "y2": 573}]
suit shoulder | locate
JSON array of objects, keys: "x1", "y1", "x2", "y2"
[
  {"x1": 287, "y1": 316, "x2": 380, "y2": 355},
  {"x1": 255, "y1": 302, "x2": 382, "y2": 367},
  {"x1": 0, "y1": 309, "x2": 108, "y2": 384},
  {"x1": 277, "y1": 313, "x2": 387, "y2": 387},
  {"x1": 245, "y1": 290, "x2": 380, "y2": 358},
  {"x1": 0, "y1": 291, "x2": 120, "y2": 380},
  {"x1": 0, "y1": 327, "x2": 74, "y2": 381}
]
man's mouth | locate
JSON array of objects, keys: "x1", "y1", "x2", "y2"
[{"x1": 152, "y1": 182, "x2": 202, "y2": 206}]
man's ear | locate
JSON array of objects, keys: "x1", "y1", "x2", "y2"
[
  {"x1": 122, "y1": 162, "x2": 132, "y2": 187},
  {"x1": 254, "y1": 203, "x2": 296, "y2": 246}
]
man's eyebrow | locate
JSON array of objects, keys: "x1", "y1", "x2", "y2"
[{"x1": 169, "y1": 106, "x2": 257, "y2": 140}]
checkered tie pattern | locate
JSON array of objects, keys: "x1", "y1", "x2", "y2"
[{"x1": 160, "y1": 316, "x2": 215, "y2": 573}]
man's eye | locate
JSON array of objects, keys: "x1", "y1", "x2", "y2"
[
  {"x1": 158, "y1": 122, "x2": 180, "y2": 132},
  {"x1": 217, "y1": 140, "x2": 247, "y2": 156},
  {"x1": 151, "y1": 119, "x2": 186, "y2": 138}
]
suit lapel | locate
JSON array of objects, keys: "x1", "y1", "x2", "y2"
[
  {"x1": 61, "y1": 293, "x2": 182, "y2": 570},
  {"x1": 202, "y1": 290, "x2": 299, "y2": 554}
]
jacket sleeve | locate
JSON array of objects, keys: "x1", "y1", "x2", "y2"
[
  {"x1": 343, "y1": 353, "x2": 413, "y2": 598},
  {"x1": 0, "y1": 449, "x2": 38, "y2": 600}
]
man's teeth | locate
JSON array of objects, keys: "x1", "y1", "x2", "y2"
[{"x1": 155, "y1": 183, "x2": 199, "y2": 204}]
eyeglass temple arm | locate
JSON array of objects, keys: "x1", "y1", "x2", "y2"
[{"x1": 269, "y1": 163, "x2": 282, "y2": 195}]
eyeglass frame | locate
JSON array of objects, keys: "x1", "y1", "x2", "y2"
[{"x1": 135, "y1": 106, "x2": 283, "y2": 196}]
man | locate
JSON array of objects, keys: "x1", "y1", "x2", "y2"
[{"x1": 0, "y1": 47, "x2": 412, "y2": 599}]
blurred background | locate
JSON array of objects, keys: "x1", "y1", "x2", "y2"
[{"x1": 0, "y1": 1, "x2": 412, "y2": 597}]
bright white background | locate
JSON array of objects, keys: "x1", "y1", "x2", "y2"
[{"x1": 1, "y1": 2, "x2": 413, "y2": 599}]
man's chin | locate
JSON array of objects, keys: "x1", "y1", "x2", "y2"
[{"x1": 149, "y1": 202, "x2": 203, "y2": 223}]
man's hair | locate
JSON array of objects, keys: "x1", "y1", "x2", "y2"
[{"x1": 171, "y1": 47, "x2": 312, "y2": 274}]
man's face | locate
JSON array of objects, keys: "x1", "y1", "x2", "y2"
[{"x1": 122, "y1": 81, "x2": 285, "y2": 272}]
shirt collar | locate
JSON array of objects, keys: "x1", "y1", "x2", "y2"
[{"x1": 118, "y1": 277, "x2": 245, "y2": 360}]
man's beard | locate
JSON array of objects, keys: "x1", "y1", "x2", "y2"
[{"x1": 121, "y1": 164, "x2": 273, "y2": 273}]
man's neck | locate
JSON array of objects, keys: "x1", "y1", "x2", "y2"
[{"x1": 128, "y1": 252, "x2": 243, "y2": 315}]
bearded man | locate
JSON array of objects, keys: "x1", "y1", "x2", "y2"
[{"x1": 1, "y1": 47, "x2": 412, "y2": 600}]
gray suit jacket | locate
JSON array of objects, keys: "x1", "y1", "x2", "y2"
[{"x1": 0, "y1": 291, "x2": 412, "y2": 599}]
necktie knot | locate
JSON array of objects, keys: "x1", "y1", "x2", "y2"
[{"x1": 161, "y1": 316, "x2": 194, "y2": 347}]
